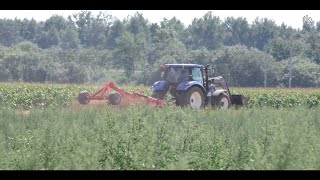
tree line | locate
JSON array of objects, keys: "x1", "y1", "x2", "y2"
[{"x1": 0, "y1": 11, "x2": 319, "y2": 87}]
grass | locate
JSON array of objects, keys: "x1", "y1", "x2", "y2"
[{"x1": 1, "y1": 105, "x2": 320, "y2": 170}]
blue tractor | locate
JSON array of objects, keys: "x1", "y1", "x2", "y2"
[{"x1": 151, "y1": 64, "x2": 249, "y2": 109}]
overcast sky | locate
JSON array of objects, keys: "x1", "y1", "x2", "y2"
[{"x1": 0, "y1": 10, "x2": 319, "y2": 30}]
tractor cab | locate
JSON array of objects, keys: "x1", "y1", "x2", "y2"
[{"x1": 162, "y1": 64, "x2": 204, "y2": 85}]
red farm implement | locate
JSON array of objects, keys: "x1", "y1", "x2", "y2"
[{"x1": 77, "y1": 82, "x2": 165, "y2": 108}]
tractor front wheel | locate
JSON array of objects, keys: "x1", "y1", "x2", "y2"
[
  {"x1": 216, "y1": 93, "x2": 230, "y2": 109},
  {"x1": 179, "y1": 86, "x2": 204, "y2": 109}
]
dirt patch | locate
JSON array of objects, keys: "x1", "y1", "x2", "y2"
[
  {"x1": 70, "y1": 97, "x2": 160, "y2": 111},
  {"x1": 70, "y1": 99, "x2": 107, "y2": 110},
  {"x1": 17, "y1": 110, "x2": 31, "y2": 116}
]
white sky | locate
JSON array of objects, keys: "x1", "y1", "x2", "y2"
[{"x1": 0, "y1": 10, "x2": 320, "y2": 30}]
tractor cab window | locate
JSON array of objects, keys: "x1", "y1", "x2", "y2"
[
  {"x1": 165, "y1": 67, "x2": 190, "y2": 83},
  {"x1": 191, "y1": 68, "x2": 203, "y2": 84}
]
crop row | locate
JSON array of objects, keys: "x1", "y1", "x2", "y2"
[{"x1": 0, "y1": 83, "x2": 319, "y2": 109}]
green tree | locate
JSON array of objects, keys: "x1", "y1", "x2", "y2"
[
  {"x1": 0, "y1": 45, "x2": 10, "y2": 81},
  {"x1": 61, "y1": 22, "x2": 80, "y2": 49},
  {"x1": 127, "y1": 12, "x2": 149, "y2": 35},
  {"x1": 305, "y1": 32, "x2": 320, "y2": 64},
  {"x1": 211, "y1": 45, "x2": 279, "y2": 87},
  {"x1": 114, "y1": 31, "x2": 146, "y2": 78},
  {"x1": 280, "y1": 57, "x2": 320, "y2": 87},
  {"x1": 269, "y1": 37, "x2": 307, "y2": 61},
  {"x1": 302, "y1": 15, "x2": 315, "y2": 32},
  {"x1": 73, "y1": 11, "x2": 94, "y2": 48},
  {"x1": 41, "y1": 47, "x2": 69, "y2": 83},
  {"x1": 160, "y1": 17, "x2": 186, "y2": 41},
  {"x1": 292, "y1": 59, "x2": 320, "y2": 87},
  {"x1": 148, "y1": 27, "x2": 188, "y2": 67},
  {"x1": 1, "y1": 42, "x2": 43, "y2": 82},
  {"x1": 37, "y1": 26, "x2": 60, "y2": 49},
  {"x1": 185, "y1": 11, "x2": 225, "y2": 50},
  {"x1": 44, "y1": 15, "x2": 67, "y2": 32},
  {"x1": 0, "y1": 19, "x2": 23, "y2": 46},
  {"x1": 126, "y1": 12, "x2": 151, "y2": 48},
  {"x1": 189, "y1": 47, "x2": 214, "y2": 65},
  {"x1": 72, "y1": 11, "x2": 113, "y2": 49},
  {"x1": 278, "y1": 23, "x2": 297, "y2": 39},
  {"x1": 36, "y1": 15, "x2": 69, "y2": 48},
  {"x1": 86, "y1": 13, "x2": 110, "y2": 49},
  {"x1": 150, "y1": 23, "x2": 160, "y2": 43},
  {"x1": 106, "y1": 20, "x2": 125, "y2": 50},
  {"x1": 249, "y1": 18, "x2": 278, "y2": 50},
  {"x1": 20, "y1": 18, "x2": 40, "y2": 43},
  {"x1": 223, "y1": 17, "x2": 250, "y2": 46}
]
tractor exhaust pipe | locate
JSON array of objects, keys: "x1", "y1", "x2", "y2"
[{"x1": 205, "y1": 65, "x2": 210, "y2": 92}]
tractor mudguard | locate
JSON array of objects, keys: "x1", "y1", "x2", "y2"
[
  {"x1": 176, "y1": 81, "x2": 206, "y2": 93},
  {"x1": 211, "y1": 89, "x2": 228, "y2": 97},
  {"x1": 151, "y1": 80, "x2": 169, "y2": 92}
]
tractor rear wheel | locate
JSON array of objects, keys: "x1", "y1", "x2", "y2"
[
  {"x1": 179, "y1": 86, "x2": 204, "y2": 109},
  {"x1": 78, "y1": 91, "x2": 90, "y2": 105}
]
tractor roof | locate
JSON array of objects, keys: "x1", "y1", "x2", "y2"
[{"x1": 164, "y1": 64, "x2": 204, "y2": 68}]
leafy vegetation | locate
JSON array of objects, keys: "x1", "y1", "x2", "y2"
[
  {"x1": 1, "y1": 106, "x2": 320, "y2": 170},
  {"x1": 0, "y1": 83, "x2": 320, "y2": 110},
  {"x1": 232, "y1": 88, "x2": 320, "y2": 108}
]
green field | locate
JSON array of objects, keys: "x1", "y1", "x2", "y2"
[
  {"x1": 1, "y1": 106, "x2": 320, "y2": 170},
  {"x1": 0, "y1": 83, "x2": 320, "y2": 109},
  {"x1": 1, "y1": 83, "x2": 320, "y2": 170}
]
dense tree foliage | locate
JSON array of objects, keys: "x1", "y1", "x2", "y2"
[{"x1": 0, "y1": 11, "x2": 320, "y2": 87}]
